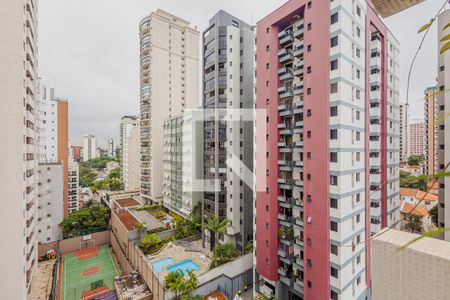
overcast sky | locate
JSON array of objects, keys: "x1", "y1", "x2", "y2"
[{"x1": 38, "y1": 0, "x2": 444, "y2": 147}]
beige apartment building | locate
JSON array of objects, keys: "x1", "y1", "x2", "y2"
[
  {"x1": 409, "y1": 120, "x2": 425, "y2": 157},
  {"x1": 120, "y1": 116, "x2": 141, "y2": 191},
  {"x1": 372, "y1": 228, "x2": 450, "y2": 300},
  {"x1": 139, "y1": 9, "x2": 199, "y2": 204},
  {"x1": 424, "y1": 87, "x2": 438, "y2": 175},
  {"x1": 0, "y1": 0, "x2": 38, "y2": 297}
]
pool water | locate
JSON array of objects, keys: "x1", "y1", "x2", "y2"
[
  {"x1": 166, "y1": 259, "x2": 199, "y2": 274},
  {"x1": 151, "y1": 257, "x2": 175, "y2": 273}
]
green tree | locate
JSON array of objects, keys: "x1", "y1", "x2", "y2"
[
  {"x1": 165, "y1": 270, "x2": 198, "y2": 300},
  {"x1": 204, "y1": 216, "x2": 230, "y2": 251},
  {"x1": 59, "y1": 202, "x2": 109, "y2": 238},
  {"x1": 211, "y1": 242, "x2": 238, "y2": 268},
  {"x1": 139, "y1": 234, "x2": 162, "y2": 254},
  {"x1": 404, "y1": 215, "x2": 423, "y2": 233},
  {"x1": 407, "y1": 154, "x2": 425, "y2": 166},
  {"x1": 400, "y1": 171, "x2": 428, "y2": 191},
  {"x1": 430, "y1": 205, "x2": 438, "y2": 226}
]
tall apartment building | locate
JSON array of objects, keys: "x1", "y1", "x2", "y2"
[
  {"x1": 82, "y1": 134, "x2": 97, "y2": 162},
  {"x1": 36, "y1": 163, "x2": 64, "y2": 243},
  {"x1": 0, "y1": 0, "x2": 38, "y2": 296},
  {"x1": 202, "y1": 11, "x2": 255, "y2": 252},
  {"x1": 163, "y1": 112, "x2": 203, "y2": 218},
  {"x1": 424, "y1": 87, "x2": 438, "y2": 175},
  {"x1": 437, "y1": 9, "x2": 450, "y2": 241},
  {"x1": 399, "y1": 104, "x2": 408, "y2": 162},
  {"x1": 139, "y1": 10, "x2": 199, "y2": 204},
  {"x1": 408, "y1": 120, "x2": 425, "y2": 157},
  {"x1": 120, "y1": 116, "x2": 141, "y2": 191},
  {"x1": 68, "y1": 160, "x2": 79, "y2": 213},
  {"x1": 254, "y1": 1, "x2": 400, "y2": 299},
  {"x1": 107, "y1": 137, "x2": 114, "y2": 158}
]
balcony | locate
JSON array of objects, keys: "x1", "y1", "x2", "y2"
[
  {"x1": 280, "y1": 71, "x2": 294, "y2": 81},
  {"x1": 293, "y1": 65, "x2": 304, "y2": 77},
  {"x1": 371, "y1": 106, "x2": 381, "y2": 118},
  {"x1": 279, "y1": 90, "x2": 294, "y2": 99},
  {"x1": 371, "y1": 56, "x2": 381, "y2": 67},
  {"x1": 370, "y1": 173, "x2": 381, "y2": 185},
  {"x1": 370, "y1": 90, "x2": 381, "y2": 101},
  {"x1": 371, "y1": 38, "x2": 382, "y2": 51},
  {"x1": 280, "y1": 34, "x2": 294, "y2": 46},
  {"x1": 370, "y1": 73, "x2": 381, "y2": 85},
  {"x1": 280, "y1": 51, "x2": 294, "y2": 64},
  {"x1": 294, "y1": 216, "x2": 304, "y2": 227},
  {"x1": 293, "y1": 83, "x2": 304, "y2": 95},
  {"x1": 294, "y1": 198, "x2": 304, "y2": 207}
]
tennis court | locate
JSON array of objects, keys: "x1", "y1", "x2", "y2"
[{"x1": 60, "y1": 245, "x2": 120, "y2": 300}]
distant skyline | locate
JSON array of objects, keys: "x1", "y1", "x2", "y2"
[{"x1": 38, "y1": 0, "x2": 445, "y2": 145}]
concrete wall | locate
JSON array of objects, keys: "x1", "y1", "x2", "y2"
[{"x1": 37, "y1": 230, "x2": 110, "y2": 257}]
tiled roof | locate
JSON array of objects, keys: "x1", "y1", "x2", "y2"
[
  {"x1": 400, "y1": 201, "x2": 429, "y2": 218},
  {"x1": 115, "y1": 197, "x2": 141, "y2": 208},
  {"x1": 400, "y1": 188, "x2": 438, "y2": 202},
  {"x1": 114, "y1": 210, "x2": 139, "y2": 231}
]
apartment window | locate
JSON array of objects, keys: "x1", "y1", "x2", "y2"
[
  {"x1": 356, "y1": 214, "x2": 361, "y2": 223},
  {"x1": 356, "y1": 69, "x2": 360, "y2": 79},
  {"x1": 266, "y1": 45, "x2": 270, "y2": 52},
  {"x1": 331, "y1": 12, "x2": 339, "y2": 25},
  {"x1": 356, "y1": 110, "x2": 360, "y2": 120},
  {"x1": 307, "y1": 66, "x2": 312, "y2": 73},
  {"x1": 330, "y1": 152, "x2": 338, "y2": 163},
  {"x1": 330, "y1": 221, "x2": 338, "y2": 232},
  {"x1": 331, "y1": 83, "x2": 338, "y2": 94},
  {"x1": 331, "y1": 36, "x2": 338, "y2": 47},
  {"x1": 266, "y1": 27, "x2": 270, "y2": 33},
  {"x1": 266, "y1": 63, "x2": 270, "y2": 69},
  {"x1": 356, "y1": 5, "x2": 361, "y2": 16},
  {"x1": 330, "y1": 129, "x2": 338, "y2": 140},
  {"x1": 357, "y1": 276, "x2": 361, "y2": 285},
  {"x1": 307, "y1": 131, "x2": 311, "y2": 138},
  {"x1": 356, "y1": 89, "x2": 361, "y2": 99},
  {"x1": 356, "y1": 47, "x2": 361, "y2": 57},
  {"x1": 330, "y1": 175, "x2": 338, "y2": 186},
  {"x1": 330, "y1": 198, "x2": 338, "y2": 209},
  {"x1": 356, "y1": 27, "x2": 361, "y2": 37},
  {"x1": 307, "y1": 1, "x2": 312, "y2": 8},
  {"x1": 356, "y1": 152, "x2": 360, "y2": 161},
  {"x1": 331, "y1": 267, "x2": 338, "y2": 278},
  {"x1": 356, "y1": 132, "x2": 361, "y2": 141},
  {"x1": 307, "y1": 88, "x2": 312, "y2": 95},
  {"x1": 357, "y1": 255, "x2": 361, "y2": 264},
  {"x1": 331, "y1": 291, "x2": 338, "y2": 300},
  {"x1": 307, "y1": 45, "x2": 312, "y2": 52},
  {"x1": 330, "y1": 106, "x2": 338, "y2": 116},
  {"x1": 356, "y1": 173, "x2": 360, "y2": 182},
  {"x1": 307, "y1": 23, "x2": 312, "y2": 30},
  {"x1": 331, "y1": 244, "x2": 338, "y2": 255},
  {"x1": 330, "y1": 59, "x2": 338, "y2": 71},
  {"x1": 307, "y1": 259, "x2": 312, "y2": 267}
]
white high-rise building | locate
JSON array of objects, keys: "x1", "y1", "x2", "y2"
[
  {"x1": 68, "y1": 160, "x2": 79, "y2": 213},
  {"x1": 0, "y1": 0, "x2": 38, "y2": 296},
  {"x1": 37, "y1": 79, "x2": 57, "y2": 163},
  {"x1": 437, "y1": 9, "x2": 450, "y2": 241},
  {"x1": 399, "y1": 104, "x2": 409, "y2": 162},
  {"x1": 139, "y1": 9, "x2": 200, "y2": 204},
  {"x1": 107, "y1": 137, "x2": 114, "y2": 158},
  {"x1": 36, "y1": 163, "x2": 64, "y2": 243},
  {"x1": 82, "y1": 134, "x2": 97, "y2": 162},
  {"x1": 121, "y1": 116, "x2": 140, "y2": 191}
]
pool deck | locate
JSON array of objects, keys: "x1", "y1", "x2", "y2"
[{"x1": 146, "y1": 240, "x2": 211, "y2": 281}]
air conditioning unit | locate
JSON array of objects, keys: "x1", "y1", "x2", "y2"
[{"x1": 260, "y1": 285, "x2": 274, "y2": 299}]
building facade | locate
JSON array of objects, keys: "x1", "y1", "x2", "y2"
[
  {"x1": 82, "y1": 134, "x2": 97, "y2": 162},
  {"x1": 0, "y1": 0, "x2": 38, "y2": 296},
  {"x1": 139, "y1": 9, "x2": 200, "y2": 204},
  {"x1": 163, "y1": 112, "x2": 203, "y2": 219},
  {"x1": 424, "y1": 87, "x2": 438, "y2": 175},
  {"x1": 68, "y1": 160, "x2": 79, "y2": 213},
  {"x1": 107, "y1": 137, "x2": 114, "y2": 158},
  {"x1": 399, "y1": 104, "x2": 408, "y2": 162},
  {"x1": 70, "y1": 145, "x2": 82, "y2": 160},
  {"x1": 36, "y1": 163, "x2": 64, "y2": 243},
  {"x1": 437, "y1": 9, "x2": 450, "y2": 241},
  {"x1": 254, "y1": 1, "x2": 400, "y2": 299},
  {"x1": 408, "y1": 119, "x2": 425, "y2": 157},
  {"x1": 202, "y1": 11, "x2": 255, "y2": 252},
  {"x1": 120, "y1": 116, "x2": 140, "y2": 191}
]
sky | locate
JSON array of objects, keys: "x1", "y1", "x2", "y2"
[{"x1": 38, "y1": 0, "x2": 445, "y2": 147}]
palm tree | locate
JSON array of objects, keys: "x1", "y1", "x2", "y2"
[
  {"x1": 180, "y1": 271, "x2": 198, "y2": 298},
  {"x1": 204, "y1": 216, "x2": 230, "y2": 251},
  {"x1": 165, "y1": 270, "x2": 184, "y2": 300}
]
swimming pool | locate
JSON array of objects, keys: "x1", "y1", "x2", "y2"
[
  {"x1": 166, "y1": 259, "x2": 199, "y2": 274},
  {"x1": 151, "y1": 257, "x2": 175, "y2": 273}
]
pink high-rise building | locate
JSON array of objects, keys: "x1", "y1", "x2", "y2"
[{"x1": 254, "y1": 1, "x2": 400, "y2": 299}]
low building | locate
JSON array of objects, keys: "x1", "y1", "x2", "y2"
[
  {"x1": 372, "y1": 228, "x2": 450, "y2": 299},
  {"x1": 37, "y1": 163, "x2": 64, "y2": 243},
  {"x1": 162, "y1": 112, "x2": 202, "y2": 219},
  {"x1": 427, "y1": 181, "x2": 439, "y2": 195},
  {"x1": 399, "y1": 201, "x2": 432, "y2": 233},
  {"x1": 400, "y1": 187, "x2": 438, "y2": 211}
]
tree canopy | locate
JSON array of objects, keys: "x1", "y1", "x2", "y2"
[
  {"x1": 407, "y1": 155, "x2": 425, "y2": 166},
  {"x1": 59, "y1": 202, "x2": 109, "y2": 238},
  {"x1": 400, "y1": 171, "x2": 428, "y2": 191}
]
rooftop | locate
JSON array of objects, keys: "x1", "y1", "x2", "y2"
[
  {"x1": 400, "y1": 201, "x2": 429, "y2": 218},
  {"x1": 115, "y1": 198, "x2": 142, "y2": 209},
  {"x1": 400, "y1": 188, "x2": 438, "y2": 202},
  {"x1": 129, "y1": 209, "x2": 165, "y2": 231},
  {"x1": 114, "y1": 210, "x2": 139, "y2": 231},
  {"x1": 373, "y1": 228, "x2": 450, "y2": 260}
]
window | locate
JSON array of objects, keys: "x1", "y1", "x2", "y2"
[
  {"x1": 331, "y1": 291, "x2": 338, "y2": 300},
  {"x1": 331, "y1": 267, "x2": 338, "y2": 278},
  {"x1": 356, "y1": 89, "x2": 361, "y2": 99},
  {"x1": 266, "y1": 27, "x2": 270, "y2": 33},
  {"x1": 307, "y1": 88, "x2": 312, "y2": 95},
  {"x1": 331, "y1": 36, "x2": 338, "y2": 47},
  {"x1": 357, "y1": 255, "x2": 361, "y2": 264},
  {"x1": 331, "y1": 244, "x2": 338, "y2": 255},
  {"x1": 356, "y1": 110, "x2": 360, "y2": 120},
  {"x1": 356, "y1": 27, "x2": 361, "y2": 37},
  {"x1": 266, "y1": 45, "x2": 269, "y2": 52},
  {"x1": 307, "y1": 23, "x2": 312, "y2": 30},
  {"x1": 356, "y1": 214, "x2": 361, "y2": 223},
  {"x1": 356, "y1": 152, "x2": 360, "y2": 161},
  {"x1": 331, "y1": 83, "x2": 338, "y2": 94},
  {"x1": 356, "y1": 173, "x2": 360, "y2": 182},
  {"x1": 330, "y1": 129, "x2": 338, "y2": 140},
  {"x1": 330, "y1": 221, "x2": 338, "y2": 232},
  {"x1": 331, "y1": 12, "x2": 339, "y2": 24},
  {"x1": 356, "y1": 132, "x2": 360, "y2": 141},
  {"x1": 357, "y1": 276, "x2": 361, "y2": 285},
  {"x1": 307, "y1": 1, "x2": 312, "y2": 8},
  {"x1": 307, "y1": 66, "x2": 312, "y2": 73},
  {"x1": 331, "y1": 106, "x2": 338, "y2": 116},
  {"x1": 330, "y1": 198, "x2": 338, "y2": 209},
  {"x1": 330, "y1": 59, "x2": 338, "y2": 71},
  {"x1": 330, "y1": 152, "x2": 338, "y2": 162},
  {"x1": 356, "y1": 47, "x2": 361, "y2": 57},
  {"x1": 330, "y1": 175, "x2": 338, "y2": 186},
  {"x1": 356, "y1": 5, "x2": 361, "y2": 17}
]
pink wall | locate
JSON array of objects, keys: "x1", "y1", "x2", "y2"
[{"x1": 256, "y1": 0, "x2": 331, "y2": 298}]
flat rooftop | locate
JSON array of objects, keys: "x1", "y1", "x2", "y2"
[
  {"x1": 373, "y1": 228, "x2": 450, "y2": 259},
  {"x1": 129, "y1": 209, "x2": 165, "y2": 231},
  {"x1": 114, "y1": 210, "x2": 139, "y2": 231},
  {"x1": 115, "y1": 197, "x2": 142, "y2": 208}
]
